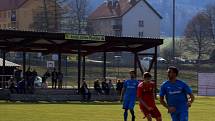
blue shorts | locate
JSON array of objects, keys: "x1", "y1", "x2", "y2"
[
  {"x1": 123, "y1": 100, "x2": 135, "y2": 110},
  {"x1": 171, "y1": 111, "x2": 188, "y2": 121}
]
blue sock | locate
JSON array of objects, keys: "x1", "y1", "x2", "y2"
[{"x1": 124, "y1": 109, "x2": 128, "y2": 121}]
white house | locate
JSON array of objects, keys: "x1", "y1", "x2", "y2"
[
  {"x1": 88, "y1": 0, "x2": 162, "y2": 38},
  {"x1": 88, "y1": 0, "x2": 162, "y2": 65}
]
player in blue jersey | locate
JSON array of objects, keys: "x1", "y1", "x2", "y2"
[
  {"x1": 160, "y1": 66, "x2": 195, "y2": 121},
  {"x1": 120, "y1": 70, "x2": 139, "y2": 121}
]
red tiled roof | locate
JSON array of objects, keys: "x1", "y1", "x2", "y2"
[
  {"x1": 0, "y1": 0, "x2": 28, "y2": 11},
  {"x1": 88, "y1": 0, "x2": 162, "y2": 20},
  {"x1": 89, "y1": 0, "x2": 132, "y2": 19}
]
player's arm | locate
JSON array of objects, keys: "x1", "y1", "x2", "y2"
[
  {"x1": 138, "y1": 97, "x2": 152, "y2": 111},
  {"x1": 184, "y1": 82, "x2": 195, "y2": 107},
  {"x1": 188, "y1": 93, "x2": 195, "y2": 107},
  {"x1": 160, "y1": 96, "x2": 168, "y2": 109},
  {"x1": 160, "y1": 96, "x2": 176, "y2": 113}
]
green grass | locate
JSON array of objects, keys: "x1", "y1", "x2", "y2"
[{"x1": 0, "y1": 96, "x2": 215, "y2": 121}]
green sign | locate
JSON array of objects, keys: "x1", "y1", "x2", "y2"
[{"x1": 65, "y1": 34, "x2": 105, "y2": 41}]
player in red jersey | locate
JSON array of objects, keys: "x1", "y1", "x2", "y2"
[{"x1": 137, "y1": 72, "x2": 162, "y2": 121}]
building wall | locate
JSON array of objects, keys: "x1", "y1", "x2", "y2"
[
  {"x1": 0, "y1": 10, "x2": 12, "y2": 29},
  {"x1": 0, "y1": 0, "x2": 57, "y2": 31},
  {"x1": 122, "y1": 1, "x2": 161, "y2": 54},
  {"x1": 88, "y1": 1, "x2": 161, "y2": 64},
  {"x1": 16, "y1": 0, "x2": 42, "y2": 30},
  {"x1": 122, "y1": 1, "x2": 161, "y2": 38},
  {"x1": 89, "y1": 18, "x2": 115, "y2": 35}
]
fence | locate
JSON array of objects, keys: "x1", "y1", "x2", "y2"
[{"x1": 0, "y1": 75, "x2": 13, "y2": 88}]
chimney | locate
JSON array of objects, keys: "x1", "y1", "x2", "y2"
[
  {"x1": 105, "y1": 0, "x2": 113, "y2": 8},
  {"x1": 112, "y1": 0, "x2": 119, "y2": 9},
  {"x1": 128, "y1": 0, "x2": 137, "y2": 5}
]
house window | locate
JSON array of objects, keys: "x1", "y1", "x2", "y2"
[
  {"x1": 139, "y1": 20, "x2": 144, "y2": 27},
  {"x1": 0, "y1": 24, "x2": 1, "y2": 28},
  {"x1": 3, "y1": 24, "x2": 6, "y2": 28},
  {"x1": 0, "y1": 12, "x2": 1, "y2": 18},
  {"x1": 139, "y1": 31, "x2": 144, "y2": 37}
]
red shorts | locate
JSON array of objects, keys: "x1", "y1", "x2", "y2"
[{"x1": 140, "y1": 106, "x2": 161, "y2": 119}]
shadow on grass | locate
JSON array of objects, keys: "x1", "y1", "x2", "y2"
[{"x1": 0, "y1": 100, "x2": 122, "y2": 105}]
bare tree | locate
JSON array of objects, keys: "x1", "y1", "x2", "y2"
[
  {"x1": 205, "y1": 4, "x2": 215, "y2": 41},
  {"x1": 66, "y1": 0, "x2": 90, "y2": 34},
  {"x1": 183, "y1": 11, "x2": 213, "y2": 68},
  {"x1": 30, "y1": 0, "x2": 68, "y2": 32},
  {"x1": 161, "y1": 40, "x2": 183, "y2": 63}
]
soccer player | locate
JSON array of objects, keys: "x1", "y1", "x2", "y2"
[
  {"x1": 137, "y1": 72, "x2": 162, "y2": 121},
  {"x1": 120, "y1": 70, "x2": 139, "y2": 121},
  {"x1": 160, "y1": 66, "x2": 195, "y2": 121}
]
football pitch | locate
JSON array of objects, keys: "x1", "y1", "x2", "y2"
[{"x1": 0, "y1": 96, "x2": 215, "y2": 121}]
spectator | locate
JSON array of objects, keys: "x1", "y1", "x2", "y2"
[
  {"x1": 25, "y1": 67, "x2": 32, "y2": 81},
  {"x1": 51, "y1": 68, "x2": 58, "y2": 89},
  {"x1": 80, "y1": 80, "x2": 91, "y2": 102},
  {"x1": 116, "y1": 79, "x2": 123, "y2": 95},
  {"x1": 8, "y1": 77, "x2": 17, "y2": 94},
  {"x1": 14, "y1": 67, "x2": 22, "y2": 84},
  {"x1": 108, "y1": 79, "x2": 114, "y2": 94},
  {"x1": 32, "y1": 69, "x2": 37, "y2": 87},
  {"x1": 94, "y1": 79, "x2": 103, "y2": 95},
  {"x1": 25, "y1": 67, "x2": 34, "y2": 94},
  {"x1": 58, "y1": 71, "x2": 63, "y2": 89},
  {"x1": 17, "y1": 79, "x2": 25, "y2": 94},
  {"x1": 102, "y1": 79, "x2": 109, "y2": 95},
  {"x1": 42, "y1": 69, "x2": 50, "y2": 88}
]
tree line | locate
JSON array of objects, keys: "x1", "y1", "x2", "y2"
[{"x1": 30, "y1": 0, "x2": 90, "y2": 33}]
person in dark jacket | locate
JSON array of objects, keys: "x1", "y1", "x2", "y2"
[
  {"x1": 94, "y1": 79, "x2": 103, "y2": 95},
  {"x1": 80, "y1": 80, "x2": 91, "y2": 102},
  {"x1": 51, "y1": 68, "x2": 58, "y2": 89}
]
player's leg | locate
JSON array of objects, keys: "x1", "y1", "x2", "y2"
[
  {"x1": 123, "y1": 100, "x2": 129, "y2": 121},
  {"x1": 124, "y1": 109, "x2": 128, "y2": 121},
  {"x1": 179, "y1": 111, "x2": 188, "y2": 121},
  {"x1": 151, "y1": 107, "x2": 162, "y2": 121},
  {"x1": 128, "y1": 101, "x2": 135, "y2": 121},
  {"x1": 145, "y1": 114, "x2": 152, "y2": 121},
  {"x1": 155, "y1": 117, "x2": 162, "y2": 121},
  {"x1": 170, "y1": 112, "x2": 179, "y2": 121},
  {"x1": 130, "y1": 109, "x2": 135, "y2": 121}
]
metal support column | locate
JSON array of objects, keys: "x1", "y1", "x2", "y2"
[
  {"x1": 77, "y1": 47, "x2": 81, "y2": 92},
  {"x1": 134, "y1": 53, "x2": 137, "y2": 78},
  {"x1": 103, "y1": 52, "x2": 106, "y2": 80},
  {"x1": 23, "y1": 52, "x2": 26, "y2": 79},
  {"x1": 58, "y1": 52, "x2": 62, "y2": 72},
  {"x1": 2, "y1": 50, "x2": 6, "y2": 88},
  {"x1": 154, "y1": 46, "x2": 158, "y2": 98},
  {"x1": 82, "y1": 56, "x2": 85, "y2": 81}
]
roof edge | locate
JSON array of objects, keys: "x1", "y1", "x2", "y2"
[
  {"x1": 143, "y1": 0, "x2": 162, "y2": 19},
  {"x1": 88, "y1": 0, "x2": 162, "y2": 20},
  {"x1": 117, "y1": 0, "x2": 163, "y2": 19}
]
